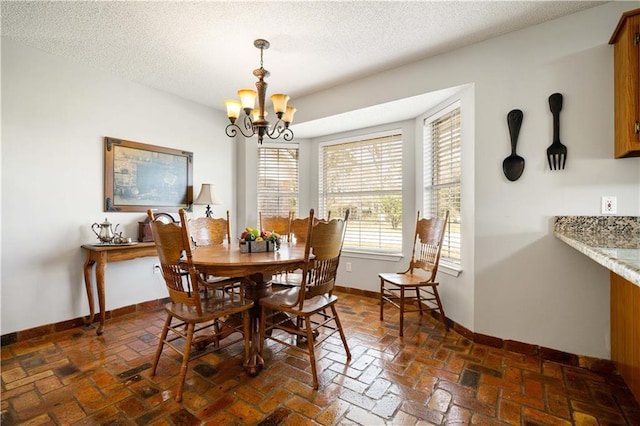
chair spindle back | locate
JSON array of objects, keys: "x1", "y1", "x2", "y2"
[
  {"x1": 148, "y1": 209, "x2": 203, "y2": 315},
  {"x1": 297, "y1": 209, "x2": 349, "y2": 306},
  {"x1": 408, "y1": 211, "x2": 449, "y2": 282}
]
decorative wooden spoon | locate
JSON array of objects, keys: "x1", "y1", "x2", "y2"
[{"x1": 502, "y1": 109, "x2": 525, "y2": 182}]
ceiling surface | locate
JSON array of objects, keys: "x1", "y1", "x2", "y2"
[{"x1": 1, "y1": 1, "x2": 606, "y2": 137}]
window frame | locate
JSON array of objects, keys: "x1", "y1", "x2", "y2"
[{"x1": 420, "y1": 100, "x2": 462, "y2": 274}]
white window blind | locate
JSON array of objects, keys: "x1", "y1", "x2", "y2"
[
  {"x1": 257, "y1": 147, "x2": 299, "y2": 217},
  {"x1": 423, "y1": 105, "x2": 461, "y2": 266},
  {"x1": 319, "y1": 133, "x2": 403, "y2": 253}
]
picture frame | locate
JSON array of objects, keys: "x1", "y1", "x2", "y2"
[{"x1": 104, "y1": 137, "x2": 193, "y2": 212}]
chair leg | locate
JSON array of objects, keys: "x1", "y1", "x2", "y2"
[
  {"x1": 399, "y1": 287, "x2": 405, "y2": 337},
  {"x1": 331, "y1": 304, "x2": 351, "y2": 359},
  {"x1": 259, "y1": 306, "x2": 267, "y2": 357},
  {"x1": 379, "y1": 278, "x2": 385, "y2": 321},
  {"x1": 212, "y1": 319, "x2": 222, "y2": 349},
  {"x1": 175, "y1": 322, "x2": 195, "y2": 402},
  {"x1": 296, "y1": 316, "x2": 304, "y2": 346},
  {"x1": 304, "y1": 316, "x2": 319, "y2": 390},
  {"x1": 432, "y1": 287, "x2": 449, "y2": 332},
  {"x1": 243, "y1": 310, "x2": 251, "y2": 368},
  {"x1": 415, "y1": 287, "x2": 424, "y2": 315},
  {"x1": 151, "y1": 315, "x2": 172, "y2": 376}
]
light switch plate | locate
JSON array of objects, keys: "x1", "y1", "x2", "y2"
[{"x1": 601, "y1": 196, "x2": 617, "y2": 215}]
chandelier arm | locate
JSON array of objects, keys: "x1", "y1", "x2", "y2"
[
  {"x1": 264, "y1": 120, "x2": 294, "y2": 142},
  {"x1": 242, "y1": 114, "x2": 254, "y2": 133},
  {"x1": 282, "y1": 128, "x2": 294, "y2": 142},
  {"x1": 265, "y1": 119, "x2": 286, "y2": 139},
  {"x1": 226, "y1": 122, "x2": 255, "y2": 139}
]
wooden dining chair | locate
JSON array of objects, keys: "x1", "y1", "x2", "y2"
[
  {"x1": 288, "y1": 212, "x2": 329, "y2": 244},
  {"x1": 188, "y1": 211, "x2": 242, "y2": 289},
  {"x1": 147, "y1": 209, "x2": 253, "y2": 402},
  {"x1": 259, "y1": 211, "x2": 292, "y2": 242},
  {"x1": 379, "y1": 210, "x2": 450, "y2": 336},
  {"x1": 259, "y1": 209, "x2": 351, "y2": 389},
  {"x1": 289, "y1": 216, "x2": 311, "y2": 244},
  {"x1": 271, "y1": 212, "x2": 334, "y2": 287},
  {"x1": 189, "y1": 210, "x2": 231, "y2": 246}
]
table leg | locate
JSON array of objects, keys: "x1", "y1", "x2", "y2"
[
  {"x1": 95, "y1": 252, "x2": 107, "y2": 335},
  {"x1": 83, "y1": 254, "x2": 96, "y2": 328},
  {"x1": 243, "y1": 307, "x2": 264, "y2": 376},
  {"x1": 243, "y1": 273, "x2": 273, "y2": 376}
]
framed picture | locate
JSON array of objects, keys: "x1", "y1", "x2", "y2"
[{"x1": 104, "y1": 137, "x2": 193, "y2": 212}]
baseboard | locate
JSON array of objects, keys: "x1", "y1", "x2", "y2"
[
  {"x1": 1, "y1": 297, "x2": 170, "y2": 346},
  {"x1": 335, "y1": 285, "x2": 617, "y2": 376}
]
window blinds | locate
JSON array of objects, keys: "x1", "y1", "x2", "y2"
[
  {"x1": 257, "y1": 147, "x2": 299, "y2": 217},
  {"x1": 320, "y1": 133, "x2": 403, "y2": 253},
  {"x1": 423, "y1": 106, "x2": 461, "y2": 265}
]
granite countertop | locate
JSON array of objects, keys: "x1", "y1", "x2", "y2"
[{"x1": 553, "y1": 216, "x2": 640, "y2": 287}]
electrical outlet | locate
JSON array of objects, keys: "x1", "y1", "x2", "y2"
[
  {"x1": 346, "y1": 262, "x2": 352, "y2": 272},
  {"x1": 601, "y1": 196, "x2": 617, "y2": 215},
  {"x1": 153, "y1": 263, "x2": 161, "y2": 274}
]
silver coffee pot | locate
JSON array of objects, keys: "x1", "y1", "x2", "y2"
[{"x1": 91, "y1": 218, "x2": 120, "y2": 244}]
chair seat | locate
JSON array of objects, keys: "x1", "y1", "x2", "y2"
[
  {"x1": 260, "y1": 287, "x2": 337, "y2": 315},
  {"x1": 378, "y1": 272, "x2": 437, "y2": 287},
  {"x1": 270, "y1": 272, "x2": 303, "y2": 287},
  {"x1": 202, "y1": 275, "x2": 244, "y2": 293},
  {"x1": 203, "y1": 275, "x2": 240, "y2": 284},
  {"x1": 164, "y1": 296, "x2": 253, "y2": 323}
]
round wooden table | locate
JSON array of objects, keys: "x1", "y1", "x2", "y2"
[{"x1": 190, "y1": 242, "x2": 307, "y2": 375}]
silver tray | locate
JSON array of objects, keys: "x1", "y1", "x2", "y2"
[{"x1": 90, "y1": 242, "x2": 139, "y2": 247}]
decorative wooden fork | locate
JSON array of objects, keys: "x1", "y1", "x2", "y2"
[{"x1": 547, "y1": 93, "x2": 567, "y2": 170}]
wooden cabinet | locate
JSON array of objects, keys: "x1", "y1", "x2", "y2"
[
  {"x1": 609, "y1": 8, "x2": 640, "y2": 158},
  {"x1": 610, "y1": 272, "x2": 640, "y2": 403}
]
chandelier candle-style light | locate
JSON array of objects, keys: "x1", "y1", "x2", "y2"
[{"x1": 224, "y1": 39, "x2": 296, "y2": 144}]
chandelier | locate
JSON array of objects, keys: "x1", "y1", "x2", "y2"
[{"x1": 224, "y1": 39, "x2": 296, "y2": 144}]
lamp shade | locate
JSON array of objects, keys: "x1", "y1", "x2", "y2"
[
  {"x1": 194, "y1": 184, "x2": 221, "y2": 206},
  {"x1": 282, "y1": 106, "x2": 297, "y2": 124},
  {"x1": 225, "y1": 100, "x2": 242, "y2": 120},
  {"x1": 238, "y1": 89, "x2": 257, "y2": 111},
  {"x1": 270, "y1": 93, "x2": 289, "y2": 114}
]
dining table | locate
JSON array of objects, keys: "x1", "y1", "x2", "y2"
[{"x1": 190, "y1": 242, "x2": 308, "y2": 376}]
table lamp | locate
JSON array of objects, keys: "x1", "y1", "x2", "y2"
[{"x1": 194, "y1": 184, "x2": 221, "y2": 217}]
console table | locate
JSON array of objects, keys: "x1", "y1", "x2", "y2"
[{"x1": 82, "y1": 242, "x2": 157, "y2": 335}]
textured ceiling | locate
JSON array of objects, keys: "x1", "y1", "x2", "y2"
[{"x1": 1, "y1": 1, "x2": 605, "y2": 136}]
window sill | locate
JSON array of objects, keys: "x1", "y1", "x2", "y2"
[
  {"x1": 342, "y1": 250, "x2": 403, "y2": 262},
  {"x1": 340, "y1": 251, "x2": 461, "y2": 277},
  {"x1": 438, "y1": 261, "x2": 462, "y2": 277}
]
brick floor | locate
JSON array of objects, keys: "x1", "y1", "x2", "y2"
[{"x1": 2, "y1": 292, "x2": 639, "y2": 425}]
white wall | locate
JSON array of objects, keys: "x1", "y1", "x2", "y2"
[
  {"x1": 1, "y1": 39, "x2": 233, "y2": 334},
  {"x1": 293, "y1": 2, "x2": 640, "y2": 359}
]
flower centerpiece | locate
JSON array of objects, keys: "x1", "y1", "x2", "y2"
[{"x1": 239, "y1": 227, "x2": 281, "y2": 253}]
